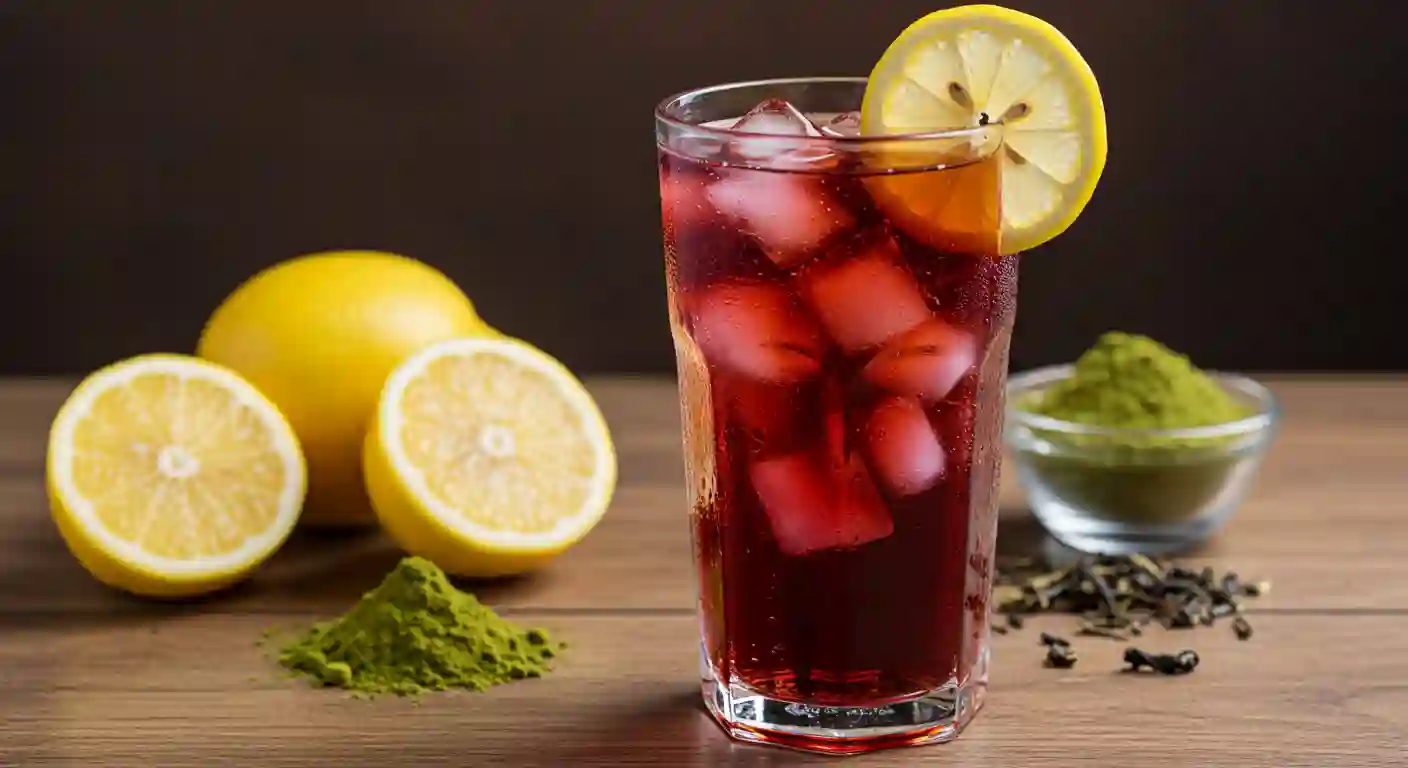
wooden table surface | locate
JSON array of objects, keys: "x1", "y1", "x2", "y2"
[{"x1": 2, "y1": 377, "x2": 1405, "y2": 767}]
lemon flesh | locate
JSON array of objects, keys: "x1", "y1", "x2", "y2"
[
  {"x1": 364, "y1": 338, "x2": 616, "y2": 577},
  {"x1": 862, "y1": 4, "x2": 1107, "y2": 254},
  {"x1": 47, "y1": 354, "x2": 306, "y2": 597},
  {"x1": 197, "y1": 250, "x2": 495, "y2": 528}
]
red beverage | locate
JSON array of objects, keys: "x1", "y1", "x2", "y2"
[{"x1": 657, "y1": 79, "x2": 1015, "y2": 752}]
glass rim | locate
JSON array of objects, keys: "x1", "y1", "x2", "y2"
[
  {"x1": 654, "y1": 76, "x2": 999, "y2": 145},
  {"x1": 1005, "y1": 364, "x2": 1281, "y2": 441}
]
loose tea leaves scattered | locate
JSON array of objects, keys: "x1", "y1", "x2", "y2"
[
  {"x1": 1045, "y1": 643, "x2": 1078, "y2": 669},
  {"x1": 995, "y1": 553, "x2": 1267, "y2": 639},
  {"x1": 993, "y1": 553, "x2": 1268, "y2": 672},
  {"x1": 1124, "y1": 647, "x2": 1199, "y2": 675}
]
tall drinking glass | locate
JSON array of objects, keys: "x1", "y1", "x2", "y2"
[{"x1": 655, "y1": 78, "x2": 1015, "y2": 754}]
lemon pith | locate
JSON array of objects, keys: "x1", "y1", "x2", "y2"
[
  {"x1": 365, "y1": 338, "x2": 616, "y2": 577},
  {"x1": 861, "y1": 4, "x2": 1107, "y2": 254},
  {"x1": 47, "y1": 354, "x2": 306, "y2": 597}
]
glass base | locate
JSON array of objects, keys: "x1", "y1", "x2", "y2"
[{"x1": 701, "y1": 659, "x2": 984, "y2": 754}]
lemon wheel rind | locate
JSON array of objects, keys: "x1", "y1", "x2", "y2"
[
  {"x1": 861, "y1": 4, "x2": 1108, "y2": 255},
  {"x1": 46, "y1": 354, "x2": 306, "y2": 579},
  {"x1": 376, "y1": 338, "x2": 617, "y2": 554}
]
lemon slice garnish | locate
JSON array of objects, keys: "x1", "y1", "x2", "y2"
[
  {"x1": 862, "y1": 4, "x2": 1107, "y2": 254},
  {"x1": 364, "y1": 338, "x2": 616, "y2": 577},
  {"x1": 47, "y1": 354, "x2": 306, "y2": 597}
]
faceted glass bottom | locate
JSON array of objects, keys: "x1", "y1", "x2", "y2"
[{"x1": 700, "y1": 647, "x2": 987, "y2": 755}]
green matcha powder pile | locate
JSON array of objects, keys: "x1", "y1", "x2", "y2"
[
  {"x1": 1028, "y1": 331, "x2": 1250, "y2": 430},
  {"x1": 278, "y1": 557, "x2": 562, "y2": 697}
]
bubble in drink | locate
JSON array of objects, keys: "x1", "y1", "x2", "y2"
[
  {"x1": 659, "y1": 166, "x2": 715, "y2": 234},
  {"x1": 707, "y1": 170, "x2": 854, "y2": 270},
  {"x1": 750, "y1": 451, "x2": 894, "y2": 557},
  {"x1": 797, "y1": 234, "x2": 932, "y2": 353},
  {"x1": 862, "y1": 319, "x2": 978, "y2": 402},
  {"x1": 689, "y1": 281, "x2": 826, "y2": 384},
  {"x1": 933, "y1": 380, "x2": 978, "y2": 473},
  {"x1": 864, "y1": 397, "x2": 947, "y2": 497}
]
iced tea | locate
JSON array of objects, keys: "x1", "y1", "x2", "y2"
[{"x1": 656, "y1": 78, "x2": 1015, "y2": 752}]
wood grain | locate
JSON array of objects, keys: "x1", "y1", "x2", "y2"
[
  {"x1": 1, "y1": 377, "x2": 1407, "y2": 766},
  {"x1": 1, "y1": 612, "x2": 1405, "y2": 766},
  {"x1": 2, "y1": 378, "x2": 1405, "y2": 613}
]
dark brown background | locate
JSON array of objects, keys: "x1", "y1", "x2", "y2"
[{"x1": 1, "y1": 1, "x2": 1402, "y2": 375}]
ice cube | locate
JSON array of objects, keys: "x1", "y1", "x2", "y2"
[
  {"x1": 864, "y1": 397, "x2": 946, "y2": 497},
  {"x1": 797, "y1": 235, "x2": 932, "y2": 353},
  {"x1": 862, "y1": 319, "x2": 978, "y2": 403},
  {"x1": 750, "y1": 451, "x2": 893, "y2": 557},
  {"x1": 735, "y1": 99, "x2": 823, "y2": 135},
  {"x1": 689, "y1": 281, "x2": 826, "y2": 384},
  {"x1": 819, "y1": 111, "x2": 862, "y2": 138},
  {"x1": 727, "y1": 99, "x2": 838, "y2": 171},
  {"x1": 706, "y1": 171, "x2": 854, "y2": 270}
]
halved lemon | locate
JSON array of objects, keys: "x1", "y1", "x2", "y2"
[
  {"x1": 363, "y1": 337, "x2": 616, "y2": 577},
  {"x1": 47, "y1": 354, "x2": 306, "y2": 597},
  {"x1": 862, "y1": 4, "x2": 1107, "y2": 254}
]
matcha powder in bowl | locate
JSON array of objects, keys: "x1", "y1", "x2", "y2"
[
  {"x1": 1027, "y1": 332, "x2": 1250, "y2": 430},
  {"x1": 277, "y1": 557, "x2": 563, "y2": 697},
  {"x1": 1005, "y1": 333, "x2": 1279, "y2": 554}
]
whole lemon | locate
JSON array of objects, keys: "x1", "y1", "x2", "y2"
[{"x1": 197, "y1": 251, "x2": 494, "y2": 528}]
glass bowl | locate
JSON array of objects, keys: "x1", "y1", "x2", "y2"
[{"x1": 1004, "y1": 364, "x2": 1280, "y2": 555}]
